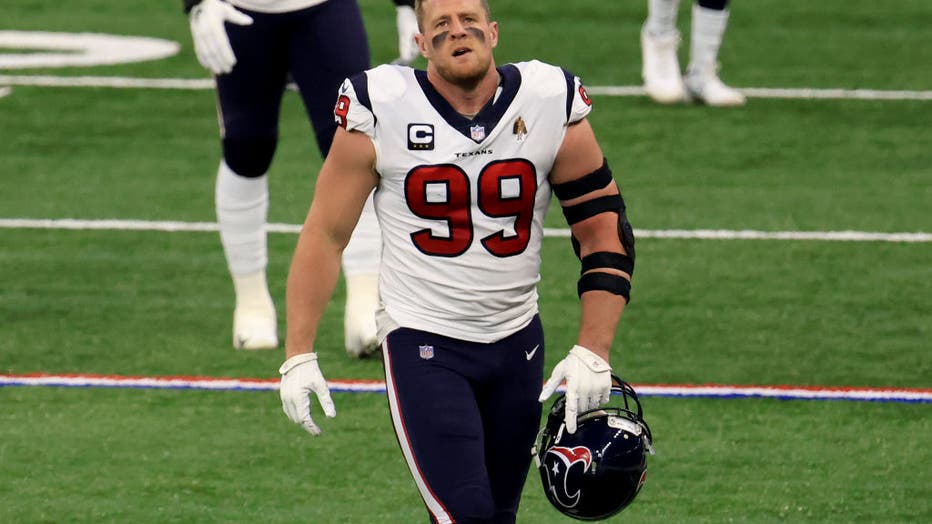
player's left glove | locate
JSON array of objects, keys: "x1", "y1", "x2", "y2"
[
  {"x1": 188, "y1": 0, "x2": 253, "y2": 75},
  {"x1": 538, "y1": 345, "x2": 612, "y2": 434},
  {"x1": 279, "y1": 353, "x2": 336, "y2": 436},
  {"x1": 391, "y1": 5, "x2": 420, "y2": 66}
]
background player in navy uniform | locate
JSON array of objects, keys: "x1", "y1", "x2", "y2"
[
  {"x1": 185, "y1": 0, "x2": 419, "y2": 354},
  {"x1": 278, "y1": 0, "x2": 638, "y2": 521},
  {"x1": 641, "y1": 0, "x2": 745, "y2": 106}
]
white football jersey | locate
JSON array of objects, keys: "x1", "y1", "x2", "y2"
[{"x1": 336, "y1": 61, "x2": 593, "y2": 343}]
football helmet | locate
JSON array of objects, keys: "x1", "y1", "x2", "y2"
[{"x1": 533, "y1": 375, "x2": 654, "y2": 521}]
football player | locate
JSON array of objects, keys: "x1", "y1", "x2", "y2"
[
  {"x1": 641, "y1": 0, "x2": 746, "y2": 106},
  {"x1": 278, "y1": 0, "x2": 638, "y2": 521},
  {"x1": 185, "y1": 0, "x2": 420, "y2": 355}
]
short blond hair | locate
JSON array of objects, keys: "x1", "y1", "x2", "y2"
[{"x1": 414, "y1": 0, "x2": 493, "y2": 31}]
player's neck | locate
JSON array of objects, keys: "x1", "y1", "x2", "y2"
[{"x1": 427, "y1": 64, "x2": 500, "y2": 118}]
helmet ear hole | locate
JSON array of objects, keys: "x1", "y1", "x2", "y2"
[{"x1": 535, "y1": 377, "x2": 654, "y2": 520}]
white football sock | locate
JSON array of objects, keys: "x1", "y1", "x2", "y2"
[
  {"x1": 686, "y1": 5, "x2": 730, "y2": 78},
  {"x1": 645, "y1": 0, "x2": 682, "y2": 36},
  {"x1": 215, "y1": 160, "x2": 269, "y2": 277}
]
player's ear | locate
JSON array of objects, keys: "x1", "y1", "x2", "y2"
[
  {"x1": 415, "y1": 32, "x2": 430, "y2": 58},
  {"x1": 489, "y1": 21, "x2": 499, "y2": 48}
]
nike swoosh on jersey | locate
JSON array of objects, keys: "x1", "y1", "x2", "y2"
[{"x1": 525, "y1": 344, "x2": 540, "y2": 360}]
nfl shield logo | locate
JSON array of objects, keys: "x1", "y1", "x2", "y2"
[
  {"x1": 470, "y1": 124, "x2": 486, "y2": 142},
  {"x1": 419, "y1": 345, "x2": 435, "y2": 360}
]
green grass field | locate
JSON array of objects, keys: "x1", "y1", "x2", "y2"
[{"x1": 1, "y1": 0, "x2": 930, "y2": 522}]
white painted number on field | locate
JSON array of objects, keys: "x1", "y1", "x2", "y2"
[{"x1": 0, "y1": 31, "x2": 179, "y2": 69}]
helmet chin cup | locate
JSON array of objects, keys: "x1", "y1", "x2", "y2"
[{"x1": 534, "y1": 374, "x2": 654, "y2": 520}]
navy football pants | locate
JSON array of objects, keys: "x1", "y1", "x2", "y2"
[
  {"x1": 382, "y1": 317, "x2": 545, "y2": 524},
  {"x1": 216, "y1": 0, "x2": 370, "y2": 172}
]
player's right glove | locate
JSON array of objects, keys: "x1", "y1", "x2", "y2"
[
  {"x1": 188, "y1": 0, "x2": 253, "y2": 75},
  {"x1": 538, "y1": 345, "x2": 612, "y2": 434},
  {"x1": 279, "y1": 352, "x2": 336, "y2": 436},
  {"x1": 391, "y1": 4, "x2": 420, "y2": 66}
]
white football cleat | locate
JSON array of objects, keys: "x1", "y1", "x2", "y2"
[
  {"x1": 231, "y1": 271, "x2": 278, "y2": 350},
  {"x1": 641, "y1": 27, "x2": 686, "y2": 104},
  {"x1": 344, "y1": 272, "x2": 380, "y2": 358},
  {"x1": 233, "y1": 304, "x2": 278, "y2": 350},
  {"x1": 684, "y1": 68, "x2": 746, "y2": 107}
]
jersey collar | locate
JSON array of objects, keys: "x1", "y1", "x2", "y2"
[{"x1": 415, "y1": 64, "x2": 521, "y2": 144}]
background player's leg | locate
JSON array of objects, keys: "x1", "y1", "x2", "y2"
[
  {"x1": 215, "y1": 160, "x2": 276, "y2": 349},
  {"x1": 287, "y1": 0, "x2": 370, "y2": 160},
  {"x1": 684, "y1": 0, "x2": 746, "y2": 106},
  {"x1": 341, "y1": 193, "x2": 381, "y2": 358},
  {"x1": 214, "y1": 10, "x2": 289, "y2": 349},
  {"x1": 641, "y1": 0, "x2": 686, "y2": 104},
  {"x1": 290, "y1": 0, "x2": 381, "y2": 358}
]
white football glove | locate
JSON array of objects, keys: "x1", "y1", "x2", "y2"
[
  {"x1": 538, "y1": 345, "x2": 612, "y2": 434},
  {"x1": 279, "y1": 353, "x2": 336, "y2": 436},
  {"x1": 188, "y1": 0, "x2": 253, "y2": 75},
  {"x1": 391, "y1": 5, "x2": 420, "y2": 66}
]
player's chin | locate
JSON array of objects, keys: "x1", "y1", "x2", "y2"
[{"x1": 443, "y1": 59, "x2": 487, "y2": 83}]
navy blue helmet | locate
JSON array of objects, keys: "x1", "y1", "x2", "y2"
[{"x1": 533, "y1": 376, "x2": 654, "y2": 521}]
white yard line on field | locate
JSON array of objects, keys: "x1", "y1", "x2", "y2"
[
  {"x1": 1, "y1": 218, "x2": 929, "y2": 243},
  {"x1": 585, "y1": 85, "x2": 932, "y2": 101},
  {"x1": 1, "y1": 74, "x2": 931, "y2": 101},
  {"x1": 0, "y1": 74, "x2": 213, "y2": 90}
]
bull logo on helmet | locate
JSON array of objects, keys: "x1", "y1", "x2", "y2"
[{"x1": 542, "y1": 446, "x2": 593, "y2": 508}]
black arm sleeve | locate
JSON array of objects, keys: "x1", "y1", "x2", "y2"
[{"x1": 393, "y1": 0, "x2": 416, "y2": 6}]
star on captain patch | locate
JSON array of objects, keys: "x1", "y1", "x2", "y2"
[
  {"x1": 470, "y1": 124, "x2": 486, "y2": 142},
  {"x1": 513, "y1": 116, "x2": 528, "y2": 143}
]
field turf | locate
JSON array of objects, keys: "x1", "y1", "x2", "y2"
[{"x1": 1, "y1": 1, "x2": 929, "y2": 522}]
